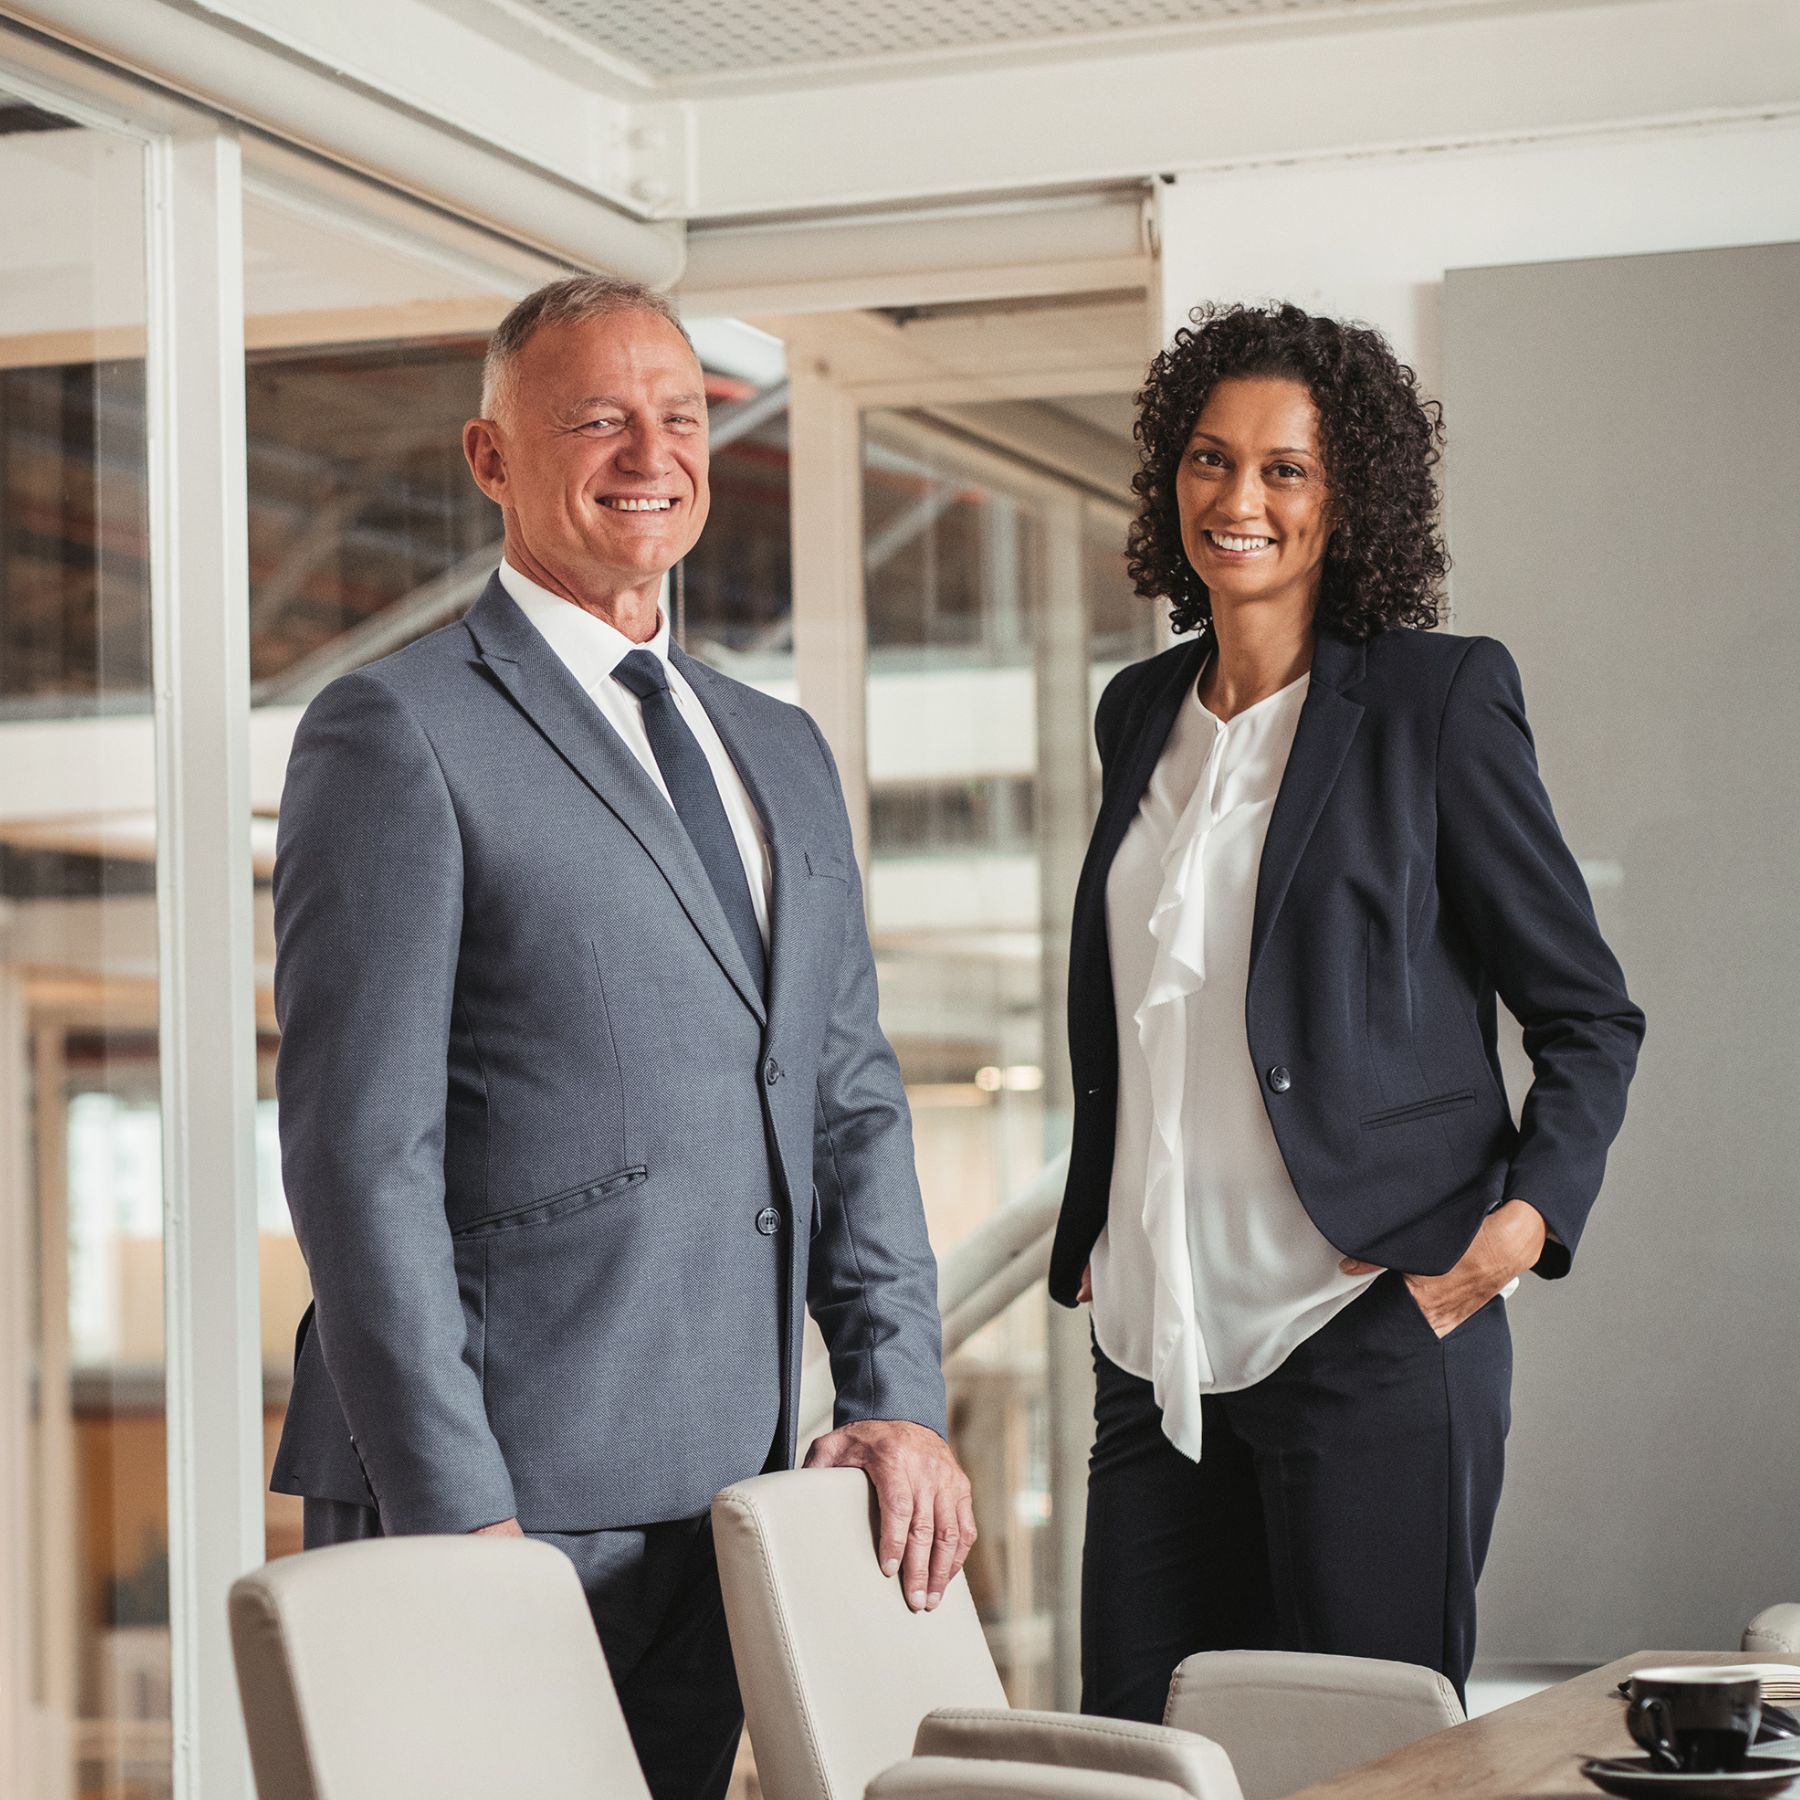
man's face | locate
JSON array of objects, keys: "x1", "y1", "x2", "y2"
[{"x1": 465, "y1": 309, "x2": 710, "y2": 599}]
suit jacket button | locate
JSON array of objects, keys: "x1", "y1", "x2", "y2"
[
  {"x1": 755, "y1": 1206, "x2": 782, "y2": 1236},
  {"x1": 1267, "y1": 1065, "x2": 1292, "y2": 1093},
  {"x1": 764, "y1": 1057, "x2": 783, "y2": 1086}
]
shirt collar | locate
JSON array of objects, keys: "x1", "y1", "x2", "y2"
[{"x1": 498, "y1": 558, "x2": 671, "y2": 693}]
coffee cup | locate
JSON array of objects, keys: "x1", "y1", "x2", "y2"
[{"x1": 1626, "y1": 1667, "x2": 1763, "y2": 1773}]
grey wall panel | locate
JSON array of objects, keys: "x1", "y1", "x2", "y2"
[{"x1": 1444, "y1": 242, "x2": 1800, "y2": 1663}]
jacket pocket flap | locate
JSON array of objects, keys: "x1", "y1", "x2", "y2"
[
  {"x1": 452, "y1": 1165, "x2": 647, "y2": 1238},
  {"x1": 1359, "y1": 1089, "x2": 1477, "y2": 1130}
]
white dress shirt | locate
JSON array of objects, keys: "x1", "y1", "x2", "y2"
[
  {"x1": 497, "y1": 559, "x2": 771, "y2": 949},
  {"x1": 1089, "y1": 671, "x2": 1375, "y2": 1460}
]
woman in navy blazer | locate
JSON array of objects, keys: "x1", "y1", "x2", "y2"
[{"x1": 1053, "y1": 303, "x2": 1643, "y2": 1716}]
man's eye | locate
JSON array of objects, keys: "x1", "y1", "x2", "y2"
[{"x1": 580, "y1": 418, "x2": 622, "y2": 433}]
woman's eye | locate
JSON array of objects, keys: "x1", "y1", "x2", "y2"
[
  {"x1": 1271, "y1": 463, "x2": 1305, "y2": 480},
  {"x1": 1190, "y1": 450, "x2": 1224, "y2": 469}
]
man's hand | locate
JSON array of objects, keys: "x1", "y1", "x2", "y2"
[
  {"x1": 470, "y1": 1517, "x2": 525, "y2": 1537},
  {"x1": 804, "y1": 1419, "x2": 976, "y2": 1613},
  {"x1": 1340, "y1": 1199, "x2": 1547, "y2": 1338}
]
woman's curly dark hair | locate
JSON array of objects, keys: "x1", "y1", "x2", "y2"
[{"x1": 1127, "y1": 301, "x2": 1448, "y2": 641}]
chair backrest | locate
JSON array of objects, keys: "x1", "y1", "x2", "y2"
[
  {"x1": 869, "y1": 1757, "x2": 1199, "y2": 1800},
  {"x1": 1161, "y1": 1650, "x2": 1463, "y2": 1800},
  {"x1": 229, "y1": 1534, "x2": 648, "y2": 1800},
  {"x1": 916, "y1": 1708, "x2": 1243, "y2": 1800},
  {"x1": 1743, "y1": 1604, "x2": 1800, "y2": 1656},
  {"x1": 712, "y1": 1469, "x2": 1008, "y2": 1800}
]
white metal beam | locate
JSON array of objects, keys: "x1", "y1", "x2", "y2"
[
  {"x1": 681, "y1": 190, "x2": 1149, "y2": 317},
  {"x1": 3, "y1": 0, "x2": 685, "y2": 281},
  {"x1": 675, "y1": 0, "x2": 1800, "y2": 218},
  {"x1": 145, "y1": 122, "x2": 261, "y2": 1800},
  {"x1": 787, "y1": 356, "x2": 869, "y2": 855}
]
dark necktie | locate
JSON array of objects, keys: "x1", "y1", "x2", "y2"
[{"x1": 612, "y1": 648, "x2": 767, "y2": 996}]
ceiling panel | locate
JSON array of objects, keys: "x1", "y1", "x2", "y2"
[{"x1": 501, "y1": 0, "x2": 1483, "y2": 83}]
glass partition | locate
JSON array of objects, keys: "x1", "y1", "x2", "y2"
[
  {"x1": 0, "y1": 89, "x2": 166, "y2": 1800},
  {"x1": 860, "y1": 403, "x2": 1151, "y2": 1704}
]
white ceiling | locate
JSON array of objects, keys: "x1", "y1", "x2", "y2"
[{"x1": 472, "y1": 0, "x2": 1597, "y2": 91}]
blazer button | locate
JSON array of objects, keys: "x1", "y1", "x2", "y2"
[
  {"x1": 1267, "y1": 1065, "x2": 1292, "y2": 1093},
  {"x1": 755, "y1": 1206, "x2": 783, "y2": 1236},
  {"x1": 764, "y1": 1057, "x2": 783, "y2": 1086}
]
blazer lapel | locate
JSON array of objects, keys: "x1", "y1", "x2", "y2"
[
  {"x1": 1248, "y1": 630, "x2": 1367, "y2": 980},
  {"x1": 463, "y1": 578, "x2": 766, "y2": 1024},
  {"x1": 1090, "y1": 641, "x2": 1210, "y2": 895},
  {"x1": 672, "y1": 645, "x2": 822, "y2": 1036},
  {"x1": 1068, "y1": 640, "x2": 1208, "y2": 1064}
]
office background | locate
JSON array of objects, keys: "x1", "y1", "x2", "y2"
[{"x1": 0, "y1": 3, "x2": 1796, "y2": 1795}]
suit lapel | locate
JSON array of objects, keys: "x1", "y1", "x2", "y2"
[
  {"x1": 672, "y1": 644, "x2": 821, "y2": 1037},
  {"x1": 463, "y1": 578, "x2": 766, "y2": 1024},
  {"x1": 1248, "y1": 630, "x2": 1367, "y2": 979},
  {"x1": 1068, "y1": 640, "x2": 1208, "y2": 1064},
  {"x1": 1089, "y1": 641, "x2": 1210, "y2": 903}
]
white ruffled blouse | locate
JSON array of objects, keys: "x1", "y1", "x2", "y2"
[{"x1": 1088, "y1": 669, "x2": 1376, "y2": 1460}]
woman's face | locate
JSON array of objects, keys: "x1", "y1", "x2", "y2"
[{"x1": 1176, "y1": 375, "x2": 1333, "y2": 623}]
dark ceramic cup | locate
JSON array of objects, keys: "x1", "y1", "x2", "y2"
[{"x1": 1626, "y1": 1667, "x2": 1764, "y2": 1773}]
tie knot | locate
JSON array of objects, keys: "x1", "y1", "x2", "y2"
[{"x1": 613, "y1": 647, "x2": 670, "y2": 700}]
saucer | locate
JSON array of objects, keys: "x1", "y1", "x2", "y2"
[{"x1": 1580, "y1": 1756, "x2": 1800, "y2": 1800}]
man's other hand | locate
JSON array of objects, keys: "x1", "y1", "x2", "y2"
[
  {"x1": 470, "y1": 1517, "x2": 525, "y2": 1537},
  {"x1": 803, "y1": 1419, "x2": 977, "y2": 1613}
]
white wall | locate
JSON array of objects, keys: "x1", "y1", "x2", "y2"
[
  {"x1": 1444, "y1": 239, "x2": 1800, "y2": 1661},
  {"x1": 1154, "y1": 114, "x2": 1800, "y2": 393}
]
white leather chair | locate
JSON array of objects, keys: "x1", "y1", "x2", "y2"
[
  {"x1": 915, "y1": 1708, "x2": 1242, "y2": 1800},
  {"x1": 1743, "y1": 1605, "x2": 1800, "y2": 1656},
  {"x1": 712, "y1": 1470, "x2": 1241, "y2": 1800},
  {"x1": 870, "y1": 1758, "x2": 1196, "y2": 1800},
  {"x1": 228, "y1": 1534, "x2": 647, "y2": 1800},
  {"x1": 1161, "y1": 1649, "x2": 1464, "y2": 1800}
]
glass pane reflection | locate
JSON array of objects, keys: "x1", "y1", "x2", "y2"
[
  {"x1": 861, "y1": 403, "x2": 1151, "y2": 1706},
  {"x1": 0, "y1": 92, "x2": 167, "y2": 1800}
]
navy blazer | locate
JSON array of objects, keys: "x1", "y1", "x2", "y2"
[{"x1": 1049, "y1": 626, "x2": 1645, "y2": 1306}]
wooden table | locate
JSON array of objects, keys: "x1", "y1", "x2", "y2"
[{"x1": 1284, "y1": 1652, "x2": 1800, "y2": 1800}]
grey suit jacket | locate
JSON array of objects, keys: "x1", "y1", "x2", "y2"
[{"x1": 269, "y1": 575, "x2": 946, "y2": 1535}]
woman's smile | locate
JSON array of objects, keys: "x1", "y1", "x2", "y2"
[{"x1": 1200, "y1": 528, "x2": 1276, "y2": 558}]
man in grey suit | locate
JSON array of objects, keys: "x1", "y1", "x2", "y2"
[{"x1": 270, "y1": 275, "x2": 975, "y2": 1800}]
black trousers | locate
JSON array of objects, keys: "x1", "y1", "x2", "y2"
[
  {"x1": 304, "y1": 1499, "x2": 741, "y2": 1800},
  {"x1": 1080, "y1": 1270, "x2": 1511, "y2": 1722}
]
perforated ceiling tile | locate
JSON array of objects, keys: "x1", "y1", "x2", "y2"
[{"x1": 509, "y1": 0, "x2": 1406, "y2": 82}]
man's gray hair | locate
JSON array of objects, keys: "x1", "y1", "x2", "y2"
[{"x1": 480, "y1": 274, "x2": 690, "y2": 419}]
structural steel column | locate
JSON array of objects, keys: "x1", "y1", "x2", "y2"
[
  {"x1": 1034, "y1": 487, "x2": 1096, "y2": 1712},
  {"x1": 146, "y1": 123, "x2": 262, "y2": 1800},
  {"x1": 786, "y1": 350, "x2": 869, "y2": 856}
]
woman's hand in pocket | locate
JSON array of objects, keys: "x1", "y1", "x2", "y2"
[
  {"x1": 1340, "y1": 1199, "x2": 1546, "y2": 1337},
  {"x1": 1077, "y1": 1264, "x2": 1093, "y2": 1303}
]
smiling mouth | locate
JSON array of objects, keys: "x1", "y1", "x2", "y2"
[
  {"x1": 1205, "y1": 529, "x2": 1273, "y2": 554},
  {"x1": 599, "y1": 496, "x2": 677, "y2": 512}
]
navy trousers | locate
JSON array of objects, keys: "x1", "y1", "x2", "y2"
[
  {"x1": 1080, "y1": 1271, "x2": 1511, "y2": 1720},
  {"x1": 304, "y1": 1499, "x2": 742, "y2": 1800}
]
